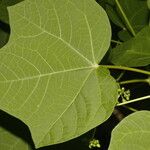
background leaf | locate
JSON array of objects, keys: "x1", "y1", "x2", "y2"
[
  {"x1": 0, "y1": 28, "x2": 9, "y2": 48},
  {"x1": 0, "y1": 0, "x2": 24, "y2": 24},
  {"x1": 0, "y1": 110, "x2": 92, "y2": 150},
  {"x1": 0, "y1": 110, "x2": 33, "y2": 150},
  {"x1": 109, "y1": 26, "x2": 150, "y2": 67},
  {"x1": 0, "y1": 0, "x2": 118, "y2": 148},
  {"x1": 105, "y1": 3, "x2": 124, "y2": 28},
  {"x1": 117, "y1": 0, "x2": 149, "y2": 41},
  {"x1": 0, "y1": 1, "x2": 22, "y2": 49},
  {"x1": 1, "y1": 0, "x2": 24, "y2": 6},
  {"x1": 148, "y1": 0, "x2": 150, "y2": 9},
  {"x1": 117, "y1": 0, "x2": 149, "y2": 32},
  {"x1": 108, "y1": 111, "x2": 150, "y2": 150},
  {"x1": 102, "y1": 0, "x2": 149, "y2": 41},
  {"x1": 0, "y1": 2, "x2": 9, "y2": 24},
  {"x1": 0, "y1": 127, "x2": 32, "y2": 150},
  {"x1": 148, "y1": 0, "x2": 150, "y2": 25}
]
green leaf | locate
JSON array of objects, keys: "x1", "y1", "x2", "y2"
[
  {"x1": 1, "y1": 0, "x2": 24, "y2": 6},
  {"x1": 0, "y1": 110, "x2": 92, "y2": 150},
  {"x1": 104, "y1": 0, "x2": 149, "y2": 41},
  {"x1": 0, "y1": 125, "x2": 92, "y2": 150},
  {"x1": 108, "y1": 111, "x2": 150, "y2": 150},
  {"x1": 0, "y1": 3, "x2": 10, "y2": 48},
  {"x1": 105, "y1": 4, "x2": 124, "y2": 28},
  {"x1": 0, "y1": 28, "x2": 9, "y2": 48},
  {"x1": 109, "y1": 26, "x2": 150, "y2": 67},
  {"x1": 0, "y1": 127, "x2": 32, "y2": 150},
  {"x1": 40, "y1": 130, "x2": 93, "y2": 150},
  {"x1": 117, "y1": 0, "x2": 149, "y2": 33},
  {"x1": 148, "y1": 0, "x2": 150, "y2": 25},
  {"x1": 148, "y1": 0, "x2": 150, "y2": 9},
  {"x1": 117, "y1": 30, "x2": 132, "y2": 42},
  {"x1": 0, "y1": 0, "x2": 24, "y2": 24},
  {"x1": 0, "y1": 2, "x2": 9, "y2": 24},
  {"x1": 0, "y1": 0, "x2": 118, "y2": 148},
  {"x1": 0, "y1": 110, "x2": 33, "y2": 150}
]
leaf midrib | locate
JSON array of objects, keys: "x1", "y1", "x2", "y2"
[{"x1": 0, "y1": 66, "x2": 95, "y2": 83}]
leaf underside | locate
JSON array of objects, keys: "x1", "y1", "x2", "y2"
[
  {"x1": 109, "y1": 111, "x2": 150, "y2": 150},
  {"x1": 0, "y1": 0, "x2": 118, "y2": 148}
]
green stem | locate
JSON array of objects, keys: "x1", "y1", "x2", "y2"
[
  {"x1": 117, "y1": 95, "x2": 150, "y2": 106},
  {"x1": 91, "y1": 128, "x2": 97, "y2": 139},
  {"x1": 115, "y1": 0, "x2": 136, "y2": 36},
  {"x1": 100, "y1": 65, "x2": 150, "y2": 76},
  {"x1": 119, "y1": 79, "x2": 149, "y2": 85},
  {"x1": 123, "y1": 106, "x2": 138, "y2": 112},
  {"x1": 111, "y1": 40, "x2": 122, "y2": 45},
  {"x1": 116, "y1": 71, "x2": 125, "y2": 81}
]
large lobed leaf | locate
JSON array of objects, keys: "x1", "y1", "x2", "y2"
[
  {"x1": 109, "y1": 111, "x2": 150, "y2": 150},
  {"x1": 109, "y1": 26, "x2": 150, "y2": 67},
  {"x1": 0, "y1": 0, "x2": 118, "y2": 148}
]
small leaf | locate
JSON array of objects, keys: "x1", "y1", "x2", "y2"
[
  {"x1": 0, "y1": 2, "x2": 9, "y2": 24},
  {"x1": 108, "y1": 111, "x2": 150, "y2": 150},
  {"x1": 0, "y1": 126, "x2": 32, "y2": 150},
  {"x1": 118, "y1": 29, "x2": 132, "y2": 42},
  {"x1": 0, "y1": 0, "x2": 118, "y2": 148},
  {"x1": 1, "y1": 0, "x2": 24, "y2": 6},
  {"x1": 0, "y1": 3, "x2": 10, "y2": 48},
  {"x1": 109, "y1": 26, "x2": 150, "y2": 67},
  {"x1": 0, "y1": 0, "x2": 24, "y2": 25}
]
